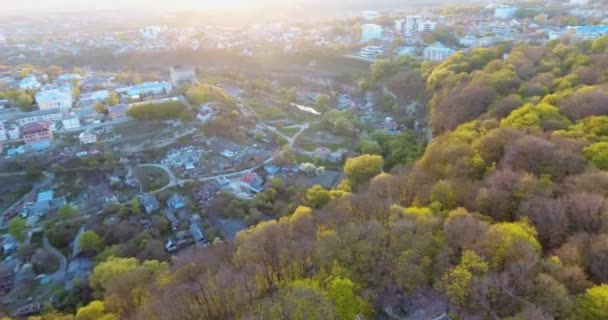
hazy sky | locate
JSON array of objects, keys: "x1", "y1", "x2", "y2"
[{"x1": 2, "y1": 0, "x2": 430, "y2": 13}]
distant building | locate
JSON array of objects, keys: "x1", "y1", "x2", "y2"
[
  {"x1": 6, "y1": 123, "x2": 19, "y2": 140},
  {"x1": 170, "y1": 65, "x2": 197, "y2": 87},
  {"x1": 139, "y1": 194, "x2": 160, "y2": 214},
  {"x1": 108, "y1": 104, "x2": 130, "y2": 121},
  {"x1": 140, "y1": 25, "x2": 166, "y2": 39},
  {"x1": 494, "y1": 5, "x2": 519, "y2": 20},
  {"x1": 36, "y1": 89, "x2": 73, "y2": 110},
  {"x1": 18, "y1": 75, "x2": 41, "y2": 90},
  {"x1": 56, "y1": 73, "x2": 81, "y2": 85},
  {"x1": 423, "y1": 42, "x2": 455, "y2": 61},
  {"x1": 1, "y1": 235, "x2": 18, "y2": 255},
  {"x1": 28, "y1": 190, "x2": 66, "y2": 217},
  {"x1": 21, "y1": 122, "x2": 53, "y2": 145},
  {"x1": 167, "y1": 193, "x2": 187, "y2": 210},
  {"x1": 395, "y1": 15, "x2": 436, "y2": 38},
  {"x1": 329, "y1": 152, "x2": 343, "y2": 164},
  {"x1": 116, "y1": 81, "x2": 172, "y2": 98},
  {"x1": 14, "y1": 109, "x2": 64, "y2": 127},
  {"x1": 395, "y1": 46, "x2": 417, "y2": 56},
  {"x1": 569, "y1": 0, "x2": 588, "y2": 4},
  {"x1": 240, "y1": 172, "x2": 264, "y2": 193},
  {"x1": 569, "y1": 25, "x2": 608, "y2": 40},
  {"x1": 359, "y1": 45, "x2": 384, "y2": 59},
  {"x1": 61, "y1": 115, "x2": 80, "y2": 130},
  {"x1": 362, "y1": 10, "x2": 380, "y2": 21},
  {"x1": 361, "y1": 24, "x2": 383, "y2": 42},
  {"x1": 196, "y1": 104, "x2": 215, "y2": 123},
  {"x1": 78, "y1": 90, "x2": 109, "y2": 107},
  {"x1": 314, "y1": 147, "x2": 331, "y2": 161},
  {"x1": 79, "y1": 131, "x2": 97, "y2": 144}
]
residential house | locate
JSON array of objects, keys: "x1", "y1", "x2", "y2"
[
  {"x1": 167, "y1": 193, "x2": 187, "y2": 209},
  {"x1": 81, "y1": 77, "x2": 112, "y2": 91},
  {"x1": 21, "y1": 122, "x2": 53, "y2": 145},
  {"x1": 1, "y1": 235, "x2": 18, "y2": 255},
  {"x1": 196, "y1": 104, "x2": 215, "y2": 123},
  {"x1": 423, "y1": 42, "x2": 455, "y2": 61},
  {"x1": 384, "y1": 116, "x2": 399, "y2": 134},
  {"x1": 6, "y1": 123, "x2": 19, "y2": 140},
  {"x1": 170, "y1": 65, "x2": 197, "y2": 86},
  {"x1": 494, "y1": 5, "x2": 519, "y2": 20},
  {"x1": 189, "y1": 215, "x2": 206, "y2": 246},
  {"x1": 329, "y1": 152, "x2": 344, "y2": 164},
  {"x1": 263, "y1": 164, "x2": 281, "y2": 176},
  {"x1": 18, "y1": 75, "x2": 41, "y2": 90},
  {"x1": 28, "y1": 190, "x2": 66, "y2": 217},
  {"x1": 36, "y1": 88, "x2": 73, "y2": 110},
  {"x1": 61, "y1": 115, "x2": 81, "y2": 130},
  {"x1": 78, "y1": 131, "x2": 97, "y2": 144},
  {"x1": 0, "y1": 267, "x2": 15, "y2": 292},
  {"x1": 108, "y1": 104, "x2": 129, "y2": 121},
  {"x1": 73, "y1": 107, "x2": 104, "y2": 124},
  {"x1": 314, "y1": 147, "x2": 331, "y2": 161},
  {"x1": 139, "y1": 194, "x2": 160, "y2": 214},
  {"x1": 165, "y1": 210, "x2": 179, "y2": 229},
  {"x1": 240, "y1": 172, "x2": 264, "y2": 193}
]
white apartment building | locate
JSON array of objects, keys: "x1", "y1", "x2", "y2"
[
  {"x1": 361, "y1": 24, "x2": 383, "y2": 42},
  {"x1": 14, "y1": 109, "x2": 64, "y2": 127},
  {"x1": 6, "y1": 123, "x2": 20, "y2": 140},
  {"x1": 61, "y1": 115, "x2": 81, "y2": 130},
  {"x1": 494, "y1": 5, "x2": 519, "y2": 20},
  {"x1": 423, "y1": 42, "x2": 456, "y2": 61},
  {"x1": 36, "y1": 89, "x2": 73, "y2": 110},
  {"x1": 395, "y1": 16, "x2": 436, "y2": 38},
  {"x1": 359, "y1": 45, "x2": 384, "y2": 59}
]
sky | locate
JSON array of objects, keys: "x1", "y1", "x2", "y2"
[{"x1": 1, "y1": 0, "x2": 430, "y2": 14}]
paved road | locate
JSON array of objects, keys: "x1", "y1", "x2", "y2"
[{"x1": 43, "y1": 236, "x2": 67, "y2": 283}]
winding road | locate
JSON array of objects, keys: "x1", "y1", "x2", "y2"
[{"x1": 43, "y1": 236, "x2": 67, "y2": 283}]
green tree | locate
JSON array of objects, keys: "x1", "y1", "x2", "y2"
[
  {"x1": 344, "y1": 154, "x2": 384, "y2": 186},
  {"x1": 8, "y1": 217, "x2": 26, "y2": 243},
  {"x1": 483, "y1": 220, "x2": 541, "y2": 268},
  {"x1": 15, "y1": 93, "x2": 34, "y2": 111},
  {"x1": 75, "y1": 300, "x2": 116, "y2": 320},
  {"x1": 262, "y1": 279, "x2": 336, "y2": 319},
  {"x1": 107, "y1": 91, "x2": 119, "y2": 106},
  {"x1": 73, "y1": 67, "x2": 84, "y2": 76},
  {"x1": 577, "y1": 284, "x2": 608, "y2": 320},
  {"x1": 305, "y1": 185, "x2": 331, "y2": 208},
  {"x1": 316, "y1": 94, "x2": 331, "y2": 109},
  {"x1": 58, "y1": 204, "x2": 78, "y2": 220},
  {"x1": 429, "y1": 179, "x2": 457, "y2": 209},
  {"x1": 333, "y1": 117, "x2": 354, "y2": 136},
  {"x1": 93, "y1": 102, "x2": 107, "y2": 114},
  {"x1": 583, "y1": 142, "x2": 608, "y2": 170},
  {"x1": 130, "y1": 197, "x2": 141, "y2": 215},
  {"x1": 326, "y1": 276, "x2": 370, "y2": 320},
  {"x1": 78, "y1": 231, "x2": 103, "y2": 254},
  {"x1": 438, "y1": 251, "x2": 488, "y2": 316},
  {"x1": 592, "y1": 35, "x2": 608, "y2": 53}
]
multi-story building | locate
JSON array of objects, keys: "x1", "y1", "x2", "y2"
[
  {"x1": 61, "y1": 115, "x2": 81, "y2": 130},
  {"x1": 6, "y1": 123, "x2": 19, "y2": 140},
  {"x1": 569, "y1": 25, "x2": 608, "y2": 40},
  {"x1": 77, "y1": 90, "x2": 109, "y2": 107},
  {"x1": 361, "y1": 24, "x2": 383, "y2": 42},
  {"x1": 359, "y1": 45, "x2": 384, "y2": 59},
  {"x1": 395, "y1": 15, "x2": 437, "y2": 38},
  {"x1": 423, "y1": 42, "x2": 456, "y2": 61},
  {"x1": 115, "y1": 81, "x2": 172, "y2": 98},
  {"x1": 494, "y1": 5, "x2": 519, "y2": 20},
  {"x1": 108, "y1": 104, "x2": 130, "y2": 121},
  {"x1": 14, "y1": 109, "x2": 64, "y2": 127},
  {"x1": 21, "y1": 122, "x2": 53, "y2": 145},
  {"x1": 170, "y1": 66, "x2": 197, "y2": 87},
  {"x1": 36, "y1": 89, "x2": 73, "y2": 110},
  {"x1": 18, "y1": 75, "x2": 41, "y2": 90}
]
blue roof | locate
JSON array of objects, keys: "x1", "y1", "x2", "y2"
[
  {"x1": 575, "y1": 25, "x2": 608, "y2": 33},
  {"x1": 37, "y1": 191, "x2": 54, "y2": 202}
]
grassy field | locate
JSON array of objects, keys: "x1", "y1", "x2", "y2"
[{"x1": 133, "y1": 166, "x2": 170, "y2": 192}]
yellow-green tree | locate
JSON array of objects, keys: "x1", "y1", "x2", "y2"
[
  {"x1": 483, "y1": 220, "x2": 541, "y2": 268},
  {"x1": 75, "y1": 301, "x2": 116, "y2": 320},
  {"x1": 78, "y1": 231, "x2": 103, "y2": 254},
  {"x1": 344, "y1": 154, "x2": 384, "y2": 186},
  {"x1": 576, "y1": 284, "x2": 608, "y2": 319}
]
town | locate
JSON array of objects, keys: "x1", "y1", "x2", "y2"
[{"x1": 1, "y1": 0, "x2": 607, "y2": 318}]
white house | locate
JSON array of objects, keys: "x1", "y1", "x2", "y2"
[
  {"x1": 196, "y1": 104, "x2": 216, "y2": 123},
  {"x1": 423, "y1": 42, "x2": 455, "y2": 61},
  {"x1": 395, "y1": 15, "x2": 436, "y2": 38},
  {"x1": 15, "y1": 109, "x2": 64, "y2": 127},
  {"x1": 79, "y1": 131, "x2": 97, "y2": 144},
  {"x1": 19, "y1": 75, "x2": 41, "y2": 90},
  {"x1": 361, "y1": 24, "x2": 383, "y2": 42},
  {"x1": 36, "y1": 89, "x2": 73, "y2": 110},
  {"x1": 56, "y1": 73, "x2": 81, "y2": 84},
  {"x1": 61, "y1": 115, "x2": 81, "y2": 130}
]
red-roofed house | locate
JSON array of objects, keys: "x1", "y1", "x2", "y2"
[
  {"x1": 21, "y1": 122, "x2": 53, "y2": 145},
  {"x1": 240, "y1": 172, "x2": 264, "y2": 193}
]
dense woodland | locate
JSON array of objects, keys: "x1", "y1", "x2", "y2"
[{"x1": 15, "y1": 37, "x2": 608, "y2": 320}]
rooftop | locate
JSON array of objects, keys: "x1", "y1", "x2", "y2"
[{"x1": 37, "y1": 191, "x2": 54, "y2": 203}]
